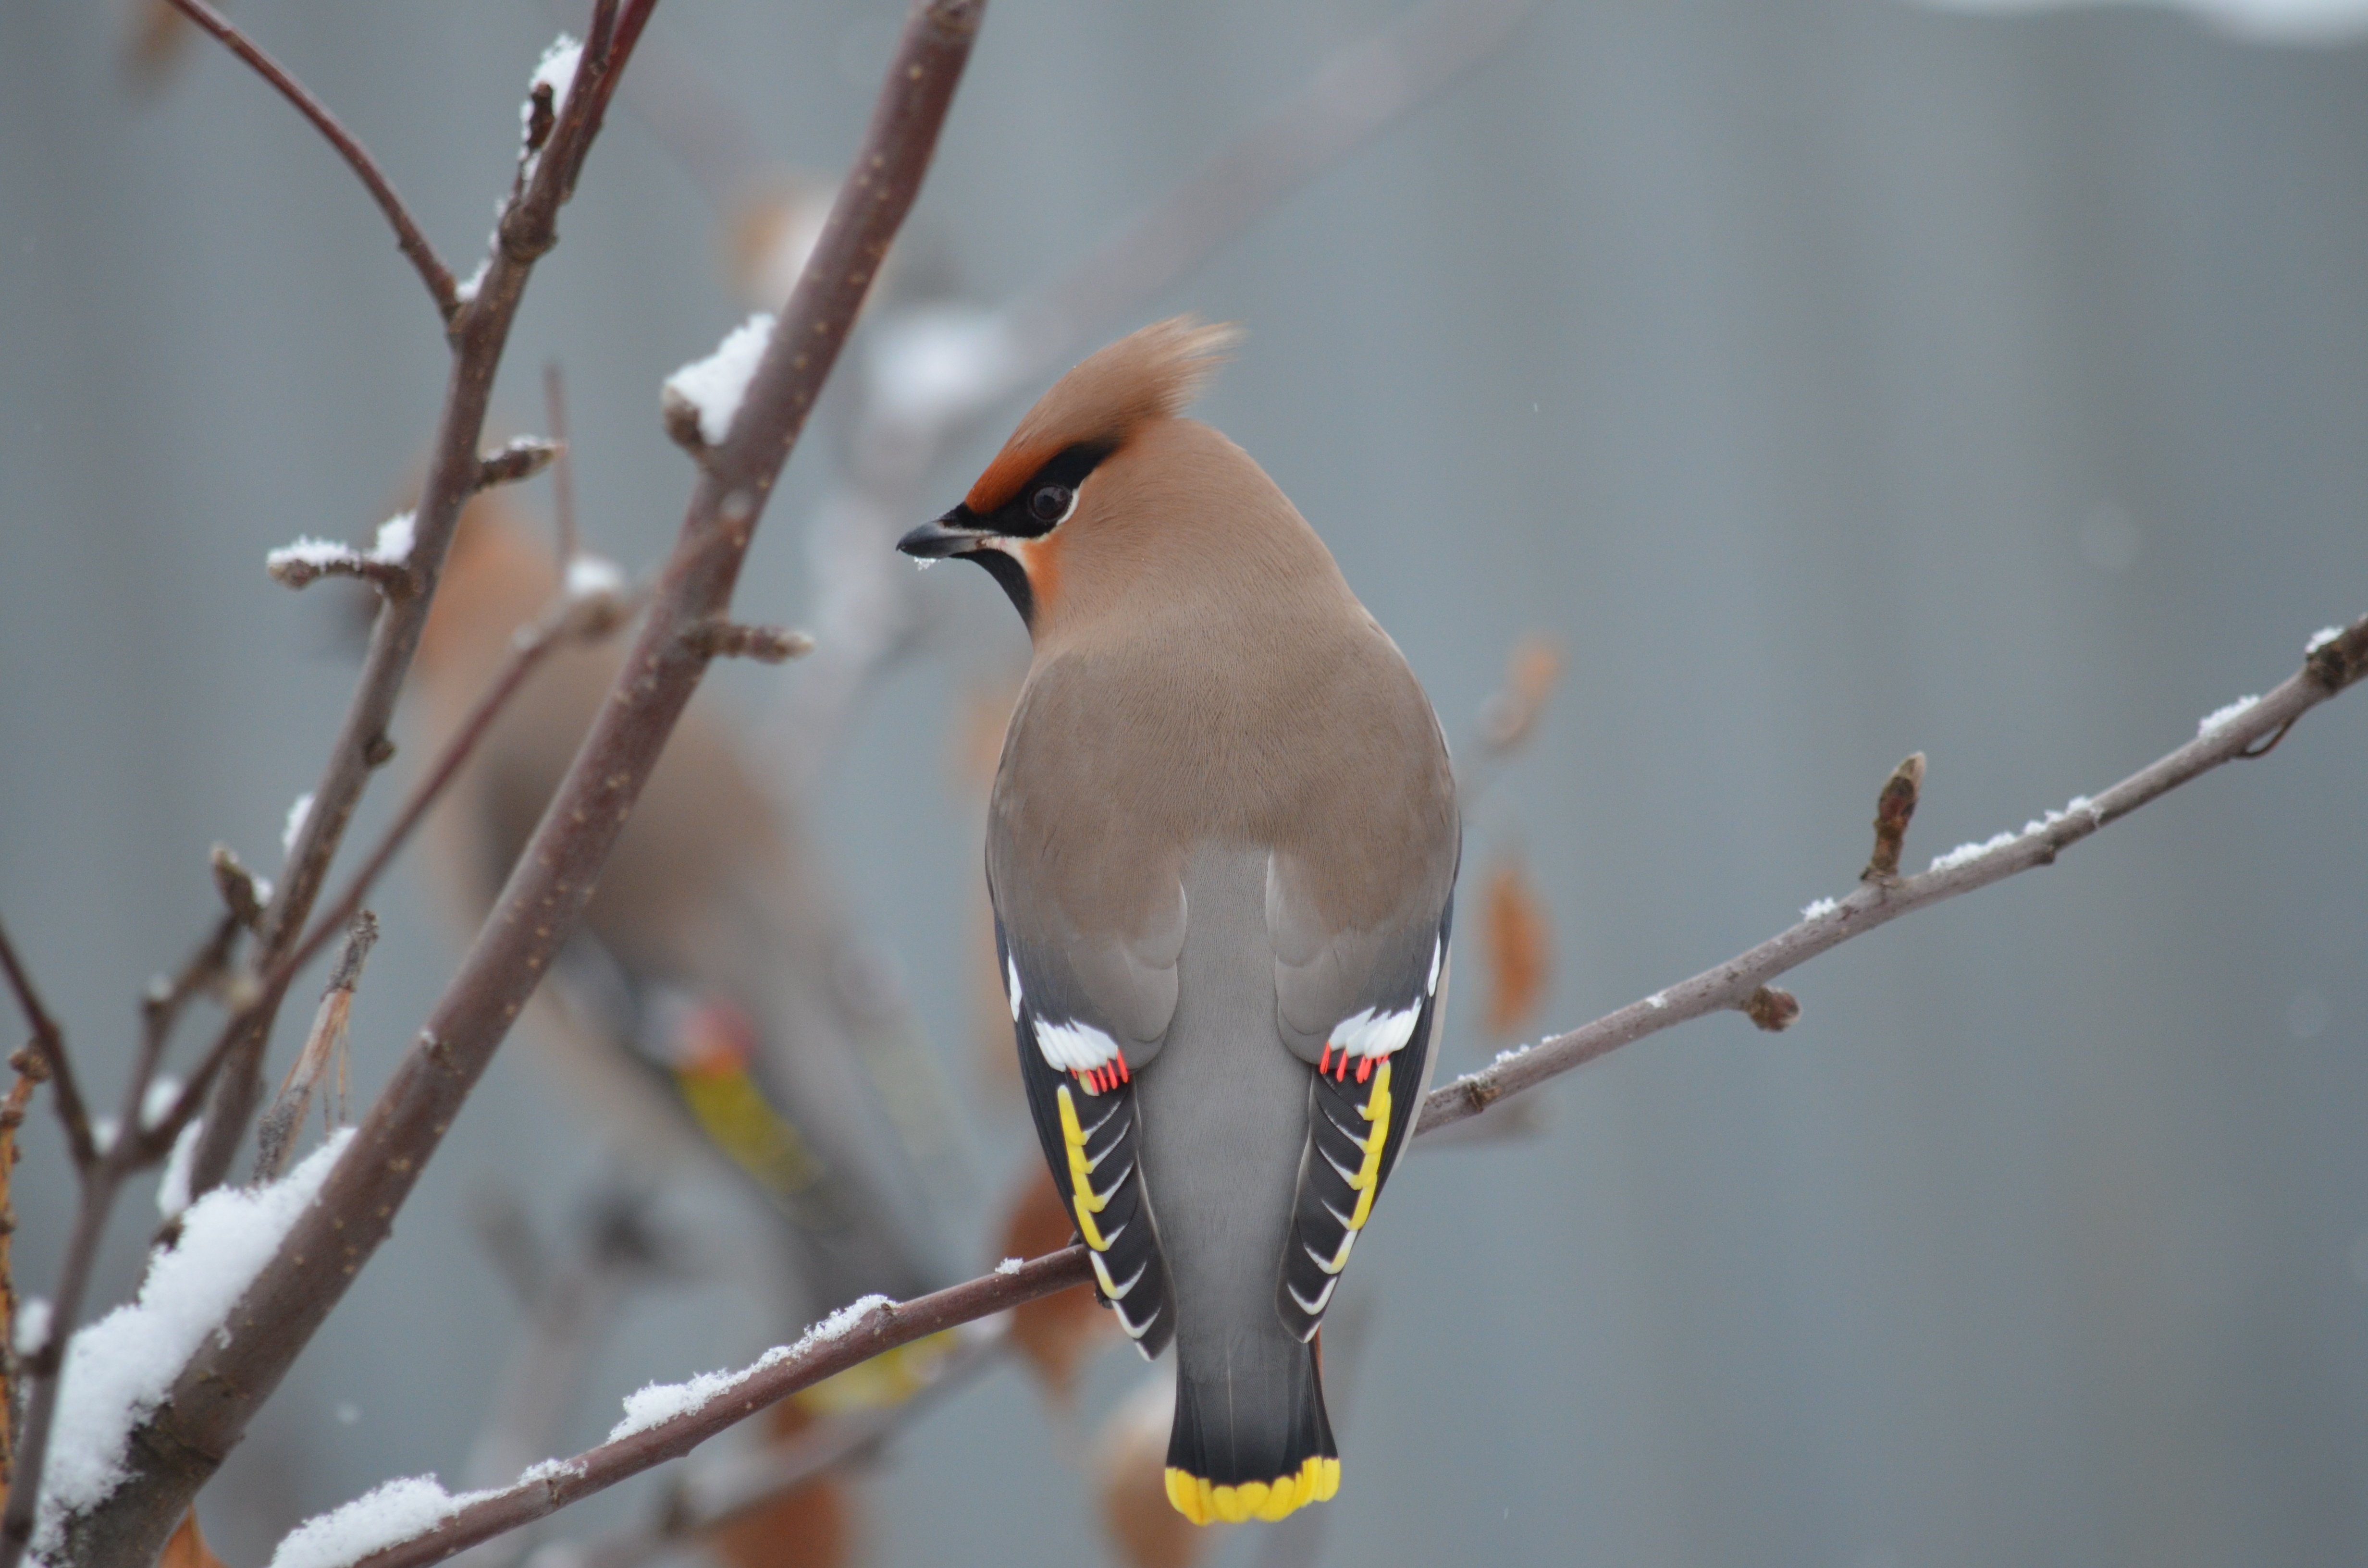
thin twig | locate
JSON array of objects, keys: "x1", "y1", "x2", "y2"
[
  {"x1": 0, "y1": 1048, "x2": 49, "y2": 1498},
  {"x1": 0, "y1": 918, "x2": 92, "y2": 1169},
  {"x1": 48, "y1": 8, "x2": 985, "y2": 1563},
  {"x1": 543, "y1": 364, "x2": 579, "y2": 565},
  {"x1": 475, "y1": 437, "x2": 563, "y2": 493},
  {"x1": 1417, "y1": 616, "x2": 2368, "y2": 1136},
  {"x1": 315, "y1": 613, "x2": 2364, "y2": 1568},
  {"x1": 251, "y1": 913, "x2": 379, "y2": 1183},
  {"x1": 160, "y1": 0, "x2": 459, "y2": 318},
  {"x1": 144, "y1": 917, "x2": 242, "y2": 1069}
]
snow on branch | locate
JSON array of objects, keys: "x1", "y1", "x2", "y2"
[
  {"x1": 661, "y1": 313, "x2": 776, "y2": 450},
  {"x1": 31, "y1": 1132, "x2": 354, "y2": 1558},
  {"x1": 264, "y1": 514, "x2": 417, "y2": 593}
]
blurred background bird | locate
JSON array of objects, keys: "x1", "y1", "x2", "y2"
[{"x1": 405, "y1": 490, "x2": 973, "y2": 1355}]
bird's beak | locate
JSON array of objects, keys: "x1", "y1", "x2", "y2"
[{"x1": 897, "y1": 507, "x2": 995, "y2": 559}]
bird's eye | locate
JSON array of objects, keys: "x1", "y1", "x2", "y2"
[{"x1": 1029, "y1": 484, "x2": 1076, "y2": 526}]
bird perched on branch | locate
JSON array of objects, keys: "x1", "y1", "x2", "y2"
[
  {"x1": 900, "y1": 319, "x2": 1458, "y2": 1525},
  {"x1": 410, "y1": 499, "x2": 966, "y2": 1327}
]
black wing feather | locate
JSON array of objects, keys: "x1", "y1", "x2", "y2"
[
  {"x1": 1278, "y1": 896, "x2": 1452, "y2": 1342},
  {"x1": 999, "y1": 919, "x2": 1176, "y2": 1359}
]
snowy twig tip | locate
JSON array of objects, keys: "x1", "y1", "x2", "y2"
[
  {"x1": 687, "y1": 618, "x2": 812, "y2": 664},
  {"x1": 663, "y1": 313, "x2": 777, "y2": 451},
  {"x1": 475, "y1": 436, "x2": 561, "y2": 491},
  {"x1": 209, "y1": 845, "x2": 269, "y2": 931},
  {"x1": 265, "y1": 516, "x2": 415, "y2": 594},
  {"x1": 2305, "y1": 614, "x2": 2368, "y2": 691}
]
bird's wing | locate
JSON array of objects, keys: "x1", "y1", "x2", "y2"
[
  {"x1": 994, "y1": 909, "x2": 1180, "y2": 1359},
  {"x1": 986, "y1": 657, "x2": 1189, "y2": 1359},
  {"x1": 1269, "y1": 857, "x2": 1457, "y2": 1346}
]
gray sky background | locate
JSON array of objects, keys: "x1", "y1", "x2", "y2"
[{"x1": 3, "y1": 2, "x2": 2367, "y2": 1565}]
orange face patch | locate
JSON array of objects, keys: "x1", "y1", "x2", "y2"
[
  {"x1": 1008, "y1": 532, "x2": 1061, "y2": 620},
  {"x1": 965, "y1": 438, "x2": 1064, "y2": 515}
]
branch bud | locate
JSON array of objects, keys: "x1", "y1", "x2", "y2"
[
  {"x1": 1743, "y1": 986, "x2": 1801, "y2": 1033},
  {"x1": 475, "y1": 436, "x2": 562, "y2": 491},
  {"x1": 2305, "y1": 615, "x2": 2368, "y2": 692},
  {"x1": 1861, "y1": 752, "x2": 1927, "y2": 883},
  {"x1": 209, "y1": 845, "x2": 269, "y2": 932},
  {"x1": 687, "y1": 618, "x2": 813, "y2": 663},
  {"x1": 660, "y1": 385, "x2": 710, "y2": 456}
]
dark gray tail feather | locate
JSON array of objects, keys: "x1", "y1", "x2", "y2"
[{"x1": 1167, "y1": 1329, "x2": 1336, "y2": 1487}]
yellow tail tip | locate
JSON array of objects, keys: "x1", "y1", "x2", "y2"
[{"x1": 1163, "y1": 1456, "x2": 1340, "y2": 1525}]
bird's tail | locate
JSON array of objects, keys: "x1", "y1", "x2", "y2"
[{"x1": 1162, "y1": 1333, "x2": 1340, "y2": 1525}]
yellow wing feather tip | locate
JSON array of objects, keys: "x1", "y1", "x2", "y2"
[
  {"x1": 1162, "y1": 1457, "x2": 1340, "y2": 1525},
  {"x1": 1344, "y1": 1061, "x2": 1391, "y2": 1229},
  {"x1": 1055, "y1": 1085, "x2": 1112, "y2": 1250}
]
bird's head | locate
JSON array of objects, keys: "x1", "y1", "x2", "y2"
[{"x1": 898, "y1": 317, "x2": 1239, "y2": 632}]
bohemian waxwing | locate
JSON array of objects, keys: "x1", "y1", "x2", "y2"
[
  {"x1": 899, "y1": 319, "x2": 1459, "y2": 1525},
  {"x1": 411, "y1": 499, "x2": 966, "y2": 1324}
]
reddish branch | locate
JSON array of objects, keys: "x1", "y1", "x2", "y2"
[
  {"x1": 0, "y1": 919, "x2": 91, "y2": 1169},
  {"x1": 320, "y1": 615, "x2": 2367, "y2": 1568},
  {"x1": 160, "y1": 0, "x2": 460, "y2": 318},
  {"x1": 0, "y1": 1047, "x2": 48, "y2": 1498},
  {"x1": 41, "y1": 5, "x2": 986, "y2": 1564}
]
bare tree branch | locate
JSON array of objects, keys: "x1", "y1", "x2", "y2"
[
  {"x1": 0, "y1": 918, "x2": 92, "y2": 1169},
  {"x1": 0, "y1": 1047, "x2": 49, "y2": 1498},
  {"x1": 160, "y1": 0, "x2": 461, "y2": 319},
  {"x1": 39, "y1": 7, "x2": 987, "y2": 1563},
  {"x1": 312, "y1": 613, "x2": 2364, "y2": 1568},
  {"x1": 131, "y1": 568, "x2": 640, "y2": 1178},
  {"x1": 1417, "y1": 615, "x2": 2368, "y2": 1135}
]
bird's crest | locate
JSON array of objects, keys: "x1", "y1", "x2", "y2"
[{"x1": 966, "y1": 317, "x2": 1240, "y2": 514}]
